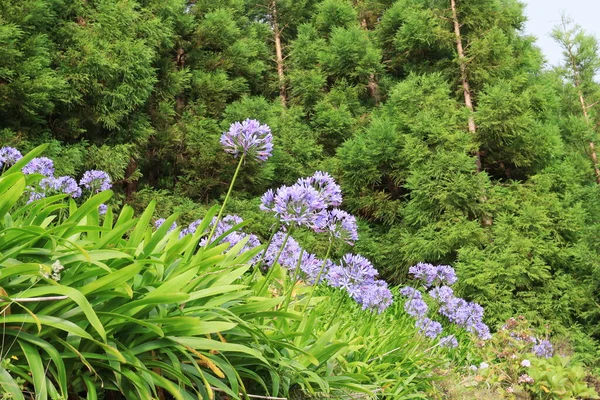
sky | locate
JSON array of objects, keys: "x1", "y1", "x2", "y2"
[{"x1": 522, "y1": 0, "x2": 599, "y2": 68}]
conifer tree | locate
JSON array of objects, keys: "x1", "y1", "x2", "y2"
[{"x1": 552, "y1": 15, "x2": 600, "y2": 184}]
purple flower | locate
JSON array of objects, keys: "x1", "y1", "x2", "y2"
[
  {"x1": 22, "y1": 157, "x2": 54, "y2": 176},
  {"x1": 404, "y1": 297, "x2": 428, "y2": 318},
  {"x1": 351, "y1": 280, "x2": 393, "y2": 313},
  {"x1": 260, "y1": 189, "x2": 275, "y2": 211},
  {"x1": 469, "y1": 321, "x2": 492, "y2": 340},
  {"x1": 325, "y1": 253, "x2": 378, "y2": 291},
  {"x1": 263, "y1": 184, "x2": 326, "y2": 229},
  {"x1": 428, "y1": 285, "x2": 454, "y2": 303},
  {"x1": 532, "y1": 340, "x2": 553, "y2": 358},
  {"x1": 439, "y1": 335, "x2": 459, "y2": 348},
  {"x1": 438, "y1": 296, "x2": 490, "y2": 340},
  {"x1": 80, "y1": 170, "x2": 112, "y2": 193},
  {"x1": 408, "y1": 263, "x2": 457, "y2": 287},
  {"x1": 180, "y1": 219, "x2": 203, "y2": 238},
  {"x1": 264, "y1": 231, "x2": 303, "y2": 271},
  {"x1": 263, "y1": 232, "x2": 327, "y2": 283},
  {"x1": 40, "y1": 176, "x2": 82, "y2": 198},
  {"x1": 0, "y1": 147, "x2": 23, "y2": 168},
  {"x1": 27, "y1": 189, "x2": 45, "y2": 203},
  {"x1": 416, "y1": 318, "x2": 443, "y2": 339},
  {"x1": 220, "y1": 119, "x2": 273, "y2": 162},
  {"x1": 315, "y1": 208, "x2": 359, "y2": 245},
  {"x1": 400, "y1": 286, "x2": 422, "y2": 300},
  {"x1": 154, "y1": 218, "x2": 177, "y2": 233},
  {"x1": 98, "y1": 204, "x2": 108, "y2": 215},
  {"x1": 297, "y1": 171, "x2": 342, "y2": 207}
]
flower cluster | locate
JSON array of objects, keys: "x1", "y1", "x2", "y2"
[
  {"x1": 258, "y1": 170, "x2": 390, "y2": 312},
  {"x1": 22, "y1": 157, "x2": 55, "y2": 176},
  {"x1": 261, "y1": 184, "x2": 326, "y2": 229},
  {"x1": 0, "y1": 147, "x2": 22, "y2": 169},
  {"x1": 40, "y1": 176, "x2": 82, "y2": 198},
  {"x1": 314, "y1": 208, "x2": 358, "y2": 245},
  {"x1": 400, "y1": 286, "x2": 428, "y2": 318},
  {"x1": 297, "y1": 171, "x2": 342, "y2": 207},
  {"x1": 40, "y1": 260, "x2": 64, "y2": 282},
  {"x1": 326, "y1": 254, "x2": 393, "y2": 313},
  {"x1": 0, "y1": 148, "x2": 113, "y2": 205},
  {"x1": 263, "y1": 232, "x2": 324, "y2": 283},
  {"x1": 409, "y1": 262, "x2": 457, "y2": 287},
  {"x1": 79, "y1": 170, "x2": 112, "y2": 193},
  {"x1": 220, "y1": 119, "x2": 273, "y2": 162},
  {"x1": 532, "y1": 339, "x2": 553, "y2": 358},
  {"x1": 400, "y1": 263, "x2": 491, "y2": 347}
]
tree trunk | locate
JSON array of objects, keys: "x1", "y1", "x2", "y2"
[
  {"x1": 450, "y1": 0, "x2": 491, "y2": 226},
  {"x1": 450, "y1": 0, "x2": 482, "y2": 172},
  {"x1": 271, "y1": 0, "x2": 286, "y2": 107},
  {"x1": 567, "y1": 43, "x2": 600, "y2": 184},
  {"x1": 175, "y1": 47, "x2": 186, "y2": 114},
  {"x1": 359, "y1": 18, "x2": 380, "y2": 104}
]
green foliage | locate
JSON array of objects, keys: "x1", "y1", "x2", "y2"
[
  {"x1": 3, "y1": 0, "x2": 600, "y2": 380},
  {"x1": 527, "y1": 356, "x2": 599, "y2": 399}
]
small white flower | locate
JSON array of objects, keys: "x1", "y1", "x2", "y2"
[
  {"x1": 469, "y1": 365, "x2": 478, "y2": 371},
  {"x1": 506, "y1": 386, "x2": 514, "y2": 393},
  {"x1": 50, "y1": 260, "x2": 64, "y2": 281},
  {"x1": 520, "y1": 359, "x2": 531, "y2": 368},
  {"x1": 479, "y1": 362, "x2": 489, "y2": 369}
]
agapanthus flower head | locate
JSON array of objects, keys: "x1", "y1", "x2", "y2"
[
  {"x1": 315, "y1": 208, "x2": 359, "y2": 245},
  {"x1": 351, "y1": 279, "x2": 393, "y2": 313},
  {"x1": 179, "y1": 219, "x2": 203, "y2": 238},
  {"x1": 265, "y1": 184, "x2": 326, "y2": 228},
  {"x1": 297, "y1": 171, "x2": 342, "y2": 207},
  {"x1": 532, "y1": 340, "x2": 553, "y2": 358},
  {"x1": 400, "y1": 286, "x2": 422, "y2": 300},
  {"x1": 260, "y1": 189, "x2": 275, "y2": 211},
  {"x1": 416, "y1": 317, "x2": 443, "y2": 339},
  {"x1": 40, "y1": 176, "x2": 82, "y2": 198},
  {"x1": 80, "y1": 170, "x2": 112, "y2": 193},
  {"x1": 154, "y1": 218, "x2": 177, "y2": 233},
  {"x1": 521, "y1": 359, "x2": 531, "y2": 368},
  {"x1": 404, "y1": 297, "x2": 428, "y2": 318},
  {"x1": 325, "y1": 253, "x2": 378, "y2": 291},
  {"x1": 300, "y1": 252, "x2": 325, "y2": 284},
  {"x1": 98, "y1": 204, "x2": 108, "y2": 215},
  {"x1": 220, "y1": 119, "x2": 273, "y2": 162},
  {"x1": 22, "y1": 157, "x2": 54, "y2": 176},
  {"x1": 264, "y1": 231, "x2": 303, "y2": 271},
  {"x1": 0, "y1": 147, "x2": 22, "y2": 169},
  {"x1": 428, "y1": 285, "x2": 454, "y2": 303},
  {"x1": 439, "y1": 335, "x2": 459, "y2": 348},
  {"x1": 27, "y1": 189, "x2": 45, "y2": 204},
  {"x1": 469, "y1": 321, "x2": 492, "y2": 340},
  {"x1": 409, "y1": 263, "x2": 457, "y2": 287}
]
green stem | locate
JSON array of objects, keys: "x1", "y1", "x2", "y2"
[
  {"x1": 205, "y1": 154, "x2": 245, "y2": 246},
  {"x1": 325, "y1": 294, "x2": 344, "y2": 331},
  {"x1": 257, "y1": 228, "x2": 292, "y2": 295},
  {"x1": 302, "y1": 239, "x2": 333, "y2": 314},
  {"x1": 283, "y1": 248, "x2": 304, "y2": 311}
]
